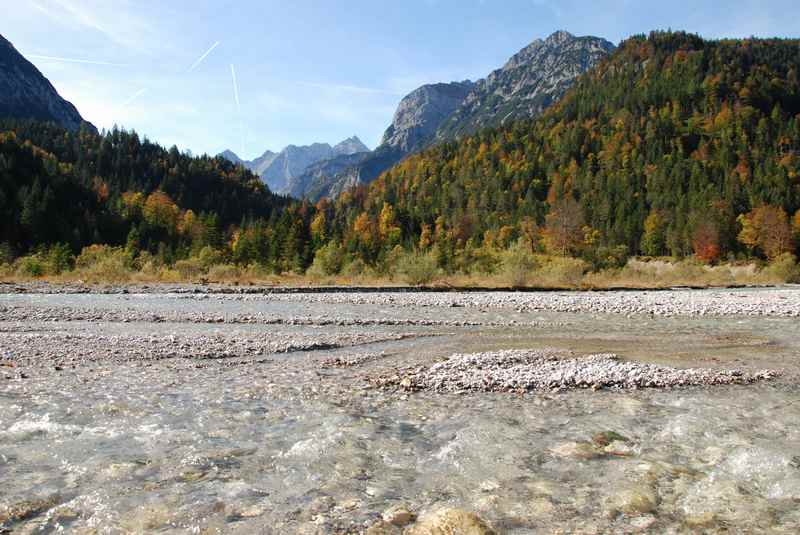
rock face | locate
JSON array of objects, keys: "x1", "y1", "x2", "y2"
[
  {"x1": 435, "y1": 30, "x2": 615, "y2": 139},
  {"x1": 307, "y1": 30, "x2": 615, "y2": 201},
  {"x1": 0, "y1": 33, "x2": 94, "y2": 132},
  {"x1": 382, "y1": 81, "x2": 475, "y2": 154},
  {"x1": 219, "y1": 135, "x2": 368, "y2": 194}
]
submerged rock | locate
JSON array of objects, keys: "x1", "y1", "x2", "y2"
[
  {"x1": 382, "y1": 505, "x2": 416, "y2": 526},
  {"x1": 405, "y1": 508, "x2": 496, "y2": 535}
]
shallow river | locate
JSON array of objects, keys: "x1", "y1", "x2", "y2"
[{"x1": 1, "y1": 289, "x2": 800, "y2": 533}]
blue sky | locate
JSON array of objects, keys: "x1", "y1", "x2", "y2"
[{"x1": 4, "y1": 0, "x2": 799, "y2": 159}]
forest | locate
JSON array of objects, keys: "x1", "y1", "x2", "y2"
[{"x1": 2, "y1": 32, "x2": 800, "y2": 285}]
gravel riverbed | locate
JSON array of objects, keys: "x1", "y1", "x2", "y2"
[{"x1": 1, "y1": 287, "x2": 800, "y2": 533}]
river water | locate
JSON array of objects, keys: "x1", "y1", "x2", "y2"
[{"x1": 1, "y1": 289, "x2": 799, "y2": 533}]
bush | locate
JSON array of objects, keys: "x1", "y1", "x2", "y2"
[
  {"x1": 15, "y1": 255, "x2": 46, "y2": 277},
  {"x1": 74, "y1": 245, "x2": 133, "y2": 282},
  {"x1": 534, "y1": 256, "x2": 588, "y2": 287},
  {"x1": 309, "y1": 242, "x2": 345, "y2": 276},
  {"x1": 46, "y1": 243, "x2": 74, "y2": 274},
  {"x1": 582, "y1": 245, "x2": 629, "y2": 271},
  {"x1": 397, "y1": 251, "x2": 440, "y2": 286},
  {"x1": 208, "y1": 264, "x2": 242, "y2": 281},
  {"x1": 501, "y1": 241, "x2": 538, "y2": 287},
  {"x1": 196, "y1": 246, "x2": 225, "y2": 269},
  {"x1": 342, "y1": 258, "x2": 366, "y2": 278},
  {"x1": 760, "y1": 253, "x2": 800, "y2": 283},
  {"x1": 174, "y1": 258, "x2": 206, "y2": 279}
]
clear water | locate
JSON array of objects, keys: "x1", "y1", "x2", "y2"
[{"x1": 1, "y1": 291, "x2": 799, "y2": 533}]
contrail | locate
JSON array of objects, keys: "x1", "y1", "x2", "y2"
[
  {"x1": 25, "y1": 54, "x2": 128, "y2": 67},
  {"x1": 122, "y1": 88, "x2": 148, "y2": 107},
  {"x1": 230, "y1": 64, "x2": 244, "y2": 156},
  {"x1": 230, "y1": 64, "x2": 241, "y2": 113},
  {"x1": 187, "y1": 41, "x2": 220, "y2": 72}
]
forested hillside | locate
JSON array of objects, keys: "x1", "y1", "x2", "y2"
[
  {"x1": 0, "y1": 119, "x2": 300, "y2": 265},
  {"x1": 318, "y1": 31, "x2": 800, "y2": 271},
  {"x1": 3, "y1": 32, "x2": 800, "y2": 282}
]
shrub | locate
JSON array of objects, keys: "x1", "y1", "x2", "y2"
[
  {"x1": 15, "y1": 255, "x2": 46, "y2": 277},
  {"x1": 342, "y1": 258, "x2": 366, "y2": 278},
  {"x1": 174, "y1": 258, "x2": 206, "y2": 279},
  {"x1": 397, "y1": 251, "x2": 440, "y2": 286},
  {"x1": 208, "y1": 264, "x2": 242, "y2": 281},
  {"x1": 760, "y1": 253, "x2": 800, "y2": 283},
  {"x1": 196, "y1": 246, "x2": 225, "y2": 269},
  {"x1": 534, "y1": 256, "x2": 588, "y2": 287},
  {"x1": 309, "y1": 242, "x2": 345, "y2": 276},
  {"x1": 501, "y1": 241, "x2": 537, "y2": 287},
  {"x1": 74, "y1": 245, "x2": 133, "y2": 282},
  {"x1": 46, "y1": 243, "x2": 75, "y2": 274}
]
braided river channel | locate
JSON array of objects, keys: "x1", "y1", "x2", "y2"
[{"x1": 1, "y1": 286, "x2": 799, "y2": 533}]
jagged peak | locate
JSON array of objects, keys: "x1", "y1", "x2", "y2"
[{"x1": 545, "y1": 30, "x2": 575, "y2": 44}]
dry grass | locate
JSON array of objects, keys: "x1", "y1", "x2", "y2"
[{"x1": 1, "y1": 253, "x2": 797, "y2": 289}]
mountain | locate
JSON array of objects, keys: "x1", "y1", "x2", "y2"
[
  {"x1": 381, "y1": 81, "x2": 475, "y2": 153},
  {"x1": 435, "y1": 30, "x2": 615, "y2": 140},
  {"x1": 0, "y1": 34, "x2": 94, "y2": 132},
  {"x1": 325, "y1": 31, "x2": 800, "y2": 267},
  {"x1": 305, "y1": 30, "x2": 615, "y2": 201},
  {"x1": 333, "y1": 135, "x2": 369, "y2": 156},
  {"x1": 220, "y1": 136, "x2": 368, "y2": 194}
]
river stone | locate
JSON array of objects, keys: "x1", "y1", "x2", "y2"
[
  {"x1": 404, "y1": 508, "x2": 496, "y2": 535},
  {"x1": 607, "y1": 487, "x2": 658, "y2": 516},
  {"x1": 550, "y1": 441, "x2": 603, "y2": 460},
  {"x1": 367, "y1": 521, "x2": 403, "y2": 535},
  {"x1": 382, "y1": 505, "x2": 416, "y2": 526}
]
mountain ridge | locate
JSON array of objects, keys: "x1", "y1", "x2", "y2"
[
  {"x1": 299, "y1": 30, "x2": 615, "y2": 201},
  {"x1": 0, "y1": 33, "x2": 95, "y2": 132}
]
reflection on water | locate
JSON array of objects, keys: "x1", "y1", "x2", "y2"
[{"x1": 1, "y1": 291, "x2": 799, "y2": 533}]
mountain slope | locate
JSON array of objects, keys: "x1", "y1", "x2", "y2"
[
  {"x1": 0, "y1": 34, "x2": 94, "y2": 132},
  {"x1": 308, "y1": 31, "x2": 615, "y2": 201},
  {"x1": 435, "y1": 30, "x2": 615, "y2": 139},
  {"x1": 1, "y1": 119, "x2": 290, "y2": 256},
  {"x1": 326, "y1": 31, "x2": 800, "y2": 266}
]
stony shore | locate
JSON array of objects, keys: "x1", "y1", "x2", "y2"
[
  {"x1": 366, "y1": 349, "x2": 780, "y2": 394},
  {"x1": 3, "y1": 282, "x2": 797, "y2": 317}
]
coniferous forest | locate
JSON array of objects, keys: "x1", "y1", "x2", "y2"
[{"x1": 2, "y1": 32, "x2": 800, "y2": 284}]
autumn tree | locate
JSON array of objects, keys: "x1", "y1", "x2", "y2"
[
  {"x1": 641, "y1": 210, "x2": 668, "y2": 256},
  {"x1": 692, "y1": 221, "x2": 722, "y2": 264},
  {"x1": 143, "y1": 191, "x2": 180, "y2": 233},
  {"x1": 543, "y1": 197, "x2": 585, "y2": 256},
  {"x1": 737, "y1": 205, "x2": 794, "y2": 259}
]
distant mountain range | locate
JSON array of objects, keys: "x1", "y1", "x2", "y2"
[
  {"x1": 0, "y1": 33, "x2": 94, "y2": 132},
  {"x1": 221, "y1": 136, "x2": 369, "y2": 195},
  {"x1": 288, "y1": 30, "x2": 615, "y2": 201}
]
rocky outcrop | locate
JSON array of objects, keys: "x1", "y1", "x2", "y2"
[
  {"x1": 436, "y1": 30, "x2": 615, "y2": 139},
  {"x1": 0, "y1": 33, "x2": 94, "y2": 132},
  {"x1": 381, "y1": 81, "x2": 474, "y2": 154}
]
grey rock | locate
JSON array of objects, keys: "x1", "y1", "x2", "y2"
[{"x1": 0, "y1": 33, "x2": 94, "y2": 132}]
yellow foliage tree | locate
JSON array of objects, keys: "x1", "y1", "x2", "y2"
[{"x1": 143, "y1": 191, "x2": 180, "y2": 232}]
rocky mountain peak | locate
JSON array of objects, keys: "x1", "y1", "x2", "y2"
[
  {"x1": 380, "y1": 80, "x2": 475, "y2": 153},
  {"x1": 333, "y1": 135, "x2": 369, "y2": 155},
  {"x1": 0, "y1": 33, "x2": 94, "y2": 132}
]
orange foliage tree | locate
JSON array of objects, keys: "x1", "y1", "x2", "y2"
[{"x1": 737, "y1": 205, "x2": 794, "y2": 259}]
